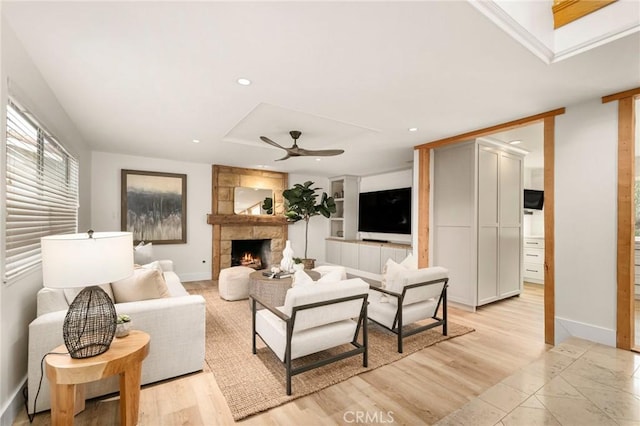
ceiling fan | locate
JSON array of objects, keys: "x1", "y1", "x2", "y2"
[{"x1": 259, "y1": 130, "x2": 344, "y2": 161}]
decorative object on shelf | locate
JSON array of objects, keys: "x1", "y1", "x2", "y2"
[
  {"x1": 41, "y1": 231, "x2": 134, "y2": 359},
  {"x1": 280, "y1": 240, "x2": 295, "y2": 272},
  {"x1": 283, "y1": 181, "x2": 337, "y2": 267},
  {"x1": 337, "y1": 230, "x2": 344, "y2": 238},
  {"x1": 121, "y1": 169, "x2": 187, "y2": 244},
  {"x1": 115, "y1": 314, "x2": 132, "y2": 338}
]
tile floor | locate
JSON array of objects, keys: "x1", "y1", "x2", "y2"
[{"x1": 436, "y1": 337, "x2": 640, "y2": 426}]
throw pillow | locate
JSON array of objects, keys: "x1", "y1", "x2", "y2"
[
  {"x1": 133, "y1": 242, "x2": 153, "y2": 264},
  {"x1": 139, "y1": 260, "x2": 163, "y2": 273},
  {"x1": 292, "y1": 269, "x2": 314, "y2": 287},
  {"x1": 111, "y1": 267, "x2": 169, "y2": 303},
  {"x1": 400, "y1": 252, "x2": 418, "y2": 270},
  {"x1": 317, "y1": 269, "x2": 342, "y2": 284}
]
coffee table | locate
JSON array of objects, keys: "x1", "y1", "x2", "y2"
[{"x1": 249, "y1": 269, "x2": 321, "y2": 309}]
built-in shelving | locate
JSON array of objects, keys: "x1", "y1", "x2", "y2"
[{"x1": 328, "y1": 176, "x2": 359, "y2": 239}]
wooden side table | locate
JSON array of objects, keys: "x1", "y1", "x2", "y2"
[{"x1": 45, "y1": 330, "x2": 150, "y2": 426}]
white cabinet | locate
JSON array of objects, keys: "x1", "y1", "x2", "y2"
[
  {"x1": 340, "y1": 241, "x2": 359, "y2": 270},
  {"x1": 358, "y1": 244, "x2": 381, "y2": 273},
  {"x1": 325, "y1": 239, "x2": 410, "y2": 277},
  {"x1": 433, "y1": 138, "x2": 525, "y2": 309},
  {"x1": 326, "y1": 239, "x2": 342, "y2": 265},
  {"x1": 329, "y1": 176, "x2": 359, "y2": 240},
  {"x1": 635, "y1": 242, "x2": 640, "y2": 298},
  {"x1": 523, "y1": 237, "x2": 544, "y2": 284}
]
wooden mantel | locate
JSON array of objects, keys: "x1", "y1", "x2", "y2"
[{"x1": 207, "y1": 214, "x2": 289, "y2": 226}]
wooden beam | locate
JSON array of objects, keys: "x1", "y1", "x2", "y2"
[
  {"x1": 543, "y1": 117, "x2": 556, "y2": 346},
  {"x1": 206, "y1": 214, "x2": 289, "y2": 226},
  {"x1": 417, "y1": 149, "x2": 430, "y2": 268},
  {"x1": 617, "y1": 96, "x2": 635, "y2": 350},
  {"x1": 603, "y1": 87, "x2": 640, "y2": 104},
  {"x1": 414, "y1": 108, "x2": 566, "y2": 151},
  {"x1": 552, "y1": 0, "x2": 617, "y2": 29}
]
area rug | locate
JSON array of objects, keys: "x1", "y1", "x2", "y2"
[{"x1": 189, "y1": 286, "x2": 473, "y2": 421}]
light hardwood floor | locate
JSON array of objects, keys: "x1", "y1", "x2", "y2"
[{"x1": 14, "y1": 283, "x2": 547, "y2": 425}]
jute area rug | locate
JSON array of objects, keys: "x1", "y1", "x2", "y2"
[{"x1": 189, "y1": 286, "x2": 473, "y2": 421}]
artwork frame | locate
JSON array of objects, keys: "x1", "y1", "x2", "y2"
[{"x1": 121, "y1": 169, "x2": 187, "y2": 244}]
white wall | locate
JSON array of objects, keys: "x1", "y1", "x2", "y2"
[
  {"x1": 0, "y1": 20, "x2": 92, "y2": 424},
  {"x1": 91, "y1": 152, "x2": 212, "y2": 282},
  {"x1": 358, "y1": 169, "x2": 413, "y2": 245},
  {"x1": 286, "y1": 174, "x2": 330, "y2": 262},
  {"x1": 555, "y1": 99, "x2": 618, "y2": 346}
]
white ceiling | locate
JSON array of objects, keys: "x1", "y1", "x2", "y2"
[{"x1": 3, "y1": 1, "x2": 639, "y2": 177}]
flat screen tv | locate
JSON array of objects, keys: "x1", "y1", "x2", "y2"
[
  {"x1": 524, "y1": 189, "x2": 544, "y2": 210},
  {"x1": 358, "y1": 187, "x2": 411, "y2": 234}
]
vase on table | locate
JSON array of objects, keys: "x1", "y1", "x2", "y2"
[{"x1": 280, "y1": 240, "x2": 295, "y2": 272}]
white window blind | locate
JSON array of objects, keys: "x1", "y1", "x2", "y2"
[{"x1": 4, "y1": 101, "x2": 79, "y2": 284}]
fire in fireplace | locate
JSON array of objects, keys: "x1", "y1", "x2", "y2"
[{"x1": 231, "y1": 239, "x2": 271, "y2": 270}]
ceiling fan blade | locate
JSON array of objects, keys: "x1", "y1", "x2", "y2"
[
  {"x1": 260, "y1": 136, "x2": 286, "y2": 150},
  {"x1": 274, "y1": 153, "x2": 292, "y2": 161},
  {"x1": 296, "y1": 148, "x2": 345, "y2": 157}
]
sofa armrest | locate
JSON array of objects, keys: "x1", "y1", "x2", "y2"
[
  {"x1": 36, "y1": 287, "x2": 69, "y2": 317},
  {"x1": 28, "y1": 294, "x2": 206, "y2": 414}
]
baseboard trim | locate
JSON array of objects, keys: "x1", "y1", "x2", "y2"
[
  {"x1": 1, "y1": 378, "x2": 26, "y2": 426},
  {"x1": 555, "y1": 316, "x2": 616, "y2": 347}
]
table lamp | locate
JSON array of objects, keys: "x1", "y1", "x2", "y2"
[{"x1": 41, "y1": 230, "x2": 133, "y2": 359}]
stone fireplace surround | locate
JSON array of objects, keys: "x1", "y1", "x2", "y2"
[{"x1": 207, "y1": 165, "x2": 289, "y2": 279}]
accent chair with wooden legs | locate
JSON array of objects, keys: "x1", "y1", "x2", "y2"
[{"x1": 251, "y1": 278, "x2": 369, "y2": 395}]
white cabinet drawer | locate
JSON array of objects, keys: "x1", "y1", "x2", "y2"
[
  {"x1": 523, "y1": 248, "x2": 544, "y2": 264},
  {"x1": 524, "y1": 238, "x2": 544, "y2": 249},
  {"x1": 523, "y1": 262, "x2": 544, "y2": 281},
  {"x1": 635, "y1": 250, "x2": 640, "y2": 266}
]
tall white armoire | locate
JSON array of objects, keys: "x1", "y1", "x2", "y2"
[{"x1": 432, "y1": 137, "x2": 526, "y2": 310}]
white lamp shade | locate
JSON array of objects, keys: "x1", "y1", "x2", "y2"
[{"x1": 41, "y1": 232, "x2": 134, "y2": 288}]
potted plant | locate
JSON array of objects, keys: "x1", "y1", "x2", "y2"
[
  {"x1": 293, "y1": 257, "x2": 304, "y2": 271},
  {"x1": 115, "y1": 314, "x2": 132, "y2": 338},
  {"x1": 283, "y1": 181, "x2": 336, "y2": 269}
]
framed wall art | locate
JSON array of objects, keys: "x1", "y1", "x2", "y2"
[{"x1": 121, "y1": 169, "x2": 187, "y2": 244}]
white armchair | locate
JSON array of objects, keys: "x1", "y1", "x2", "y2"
[
  {"x1": 251, "y1": 278, "x2": 369, "y2": 395},
  {"x1": 368, "y1": 266, "x2": 448, "y2": 353}
]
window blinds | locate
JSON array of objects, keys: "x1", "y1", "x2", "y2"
[{"x1": 4, "y1": 101, "x2": 79, "y2": 284}]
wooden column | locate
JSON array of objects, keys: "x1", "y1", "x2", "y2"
[
  {"x1": 418, "y1": 148, "x2": 430, "y2": 268},
  {"x1": 616, "y1": 97, "x2": 635, "y2": 350},
  {"x1": 543, "y1": 117, "x2": 556, "y2": 345}
]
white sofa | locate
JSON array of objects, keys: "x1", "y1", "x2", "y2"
[{"x1": 27, "y1": 260, "x2": 206, "y2": 414}]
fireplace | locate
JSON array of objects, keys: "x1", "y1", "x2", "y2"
[{"x1": 231, "y1": 239, "x2": 271, "y2": 270}]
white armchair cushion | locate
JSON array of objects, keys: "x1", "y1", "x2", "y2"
[
  {"x1": 368, "y1": 293, "x2": 439, "y2": 329},
  {"x1": 387, "y1": 266, "x2": 448, "y2": 305},
  {"x1": 255, "y1": 309, "x2": 358, "y2": 361}
]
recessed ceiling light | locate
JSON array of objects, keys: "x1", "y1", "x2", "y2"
[
  {"x1": 237, "y1": 78, "x2": 251, "y2": 86},
  {"x1": 408, "y1": 127, "x2": 418, "y2": 132},
  {"x1": 192, "y1": 139, "x2": 200, "y2": 144},
  {"x1": 315, "y1": 158, "x2": 321, "y2": 162},
  {"x1": 509, "y1": 140, "x2": 522, "y2": 145}
]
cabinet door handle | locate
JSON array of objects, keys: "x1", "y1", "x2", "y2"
[
  {"x1": 525, "y1": 254, "x2": 538, "y2": 257},
  {"x1": 526, "y1": 269, "x2": 538, "y2": 273}
]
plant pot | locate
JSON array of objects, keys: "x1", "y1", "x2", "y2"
[
  {"x1": 115, "y1": 321, "x2": 131, "y2": 338},
  {"x1": 293, "y1": 263, "x2": 305, "y2": 271},
  {"x1": 302, "y1": 258, "x2": 315, "y2": 270}
]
